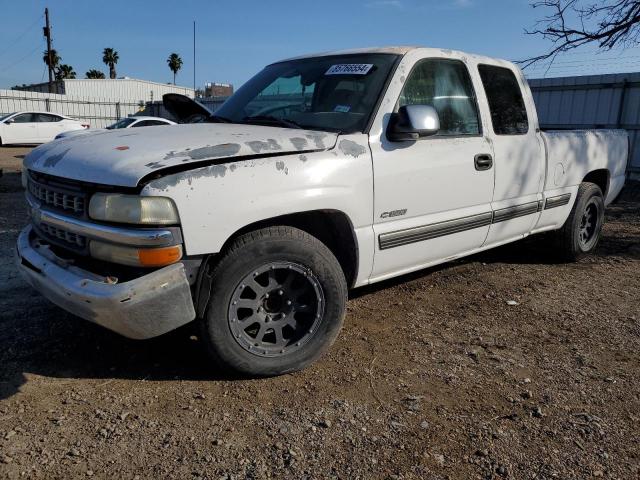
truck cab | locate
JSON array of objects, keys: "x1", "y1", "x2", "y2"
[{"x1": 16, "y1": 47, "x2": 628, "y2": 376}]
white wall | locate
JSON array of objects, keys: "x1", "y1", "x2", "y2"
[
  {"x1": 530, "y1": 72, "x2": 640, "y2": 174},
  {"x1": 18, "y1": 78, "x2": 194, "y2": 103},
  {"x1": 0, "y1": 89, "x2": 144, "y2": 128}
]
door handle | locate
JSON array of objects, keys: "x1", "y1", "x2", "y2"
[{"x1": 474, "y1": 154, "x2": 493, "y2": 171}]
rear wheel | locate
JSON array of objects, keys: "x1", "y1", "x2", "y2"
[
  {"x1": 200, "y1": 226, "x2": 347, "y2": 376},
  {"x1": 554, "y1": 182, "x2": 605, "y2": 261}
]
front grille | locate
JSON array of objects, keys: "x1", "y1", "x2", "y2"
[
  {"x1": 38, "y1": 223, "x2": 87, "y2": 248},
  {"x1": 28, "y1": 178, "x2": 85, "y2": 215}
]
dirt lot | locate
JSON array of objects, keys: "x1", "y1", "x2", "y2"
[{"x1": 0, "y1": 146, "x2": 639, "y2": 479}]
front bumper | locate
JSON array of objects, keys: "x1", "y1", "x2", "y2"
[{"x1": 15, "y1": 225, "x2": 196, "y2": 339}]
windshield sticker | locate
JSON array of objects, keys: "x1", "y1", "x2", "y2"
[
  {"x1": 325, "y1": 64, "x2": 374, "y2": 75},
  {"x1": 334, "y1": 105, "x2": 351, "y2": 113}
]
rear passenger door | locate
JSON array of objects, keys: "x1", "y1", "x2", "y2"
[
  {"x1": 36, "y1": 113, "x2": 65, "y2": 142},
  {"x1": 477, "y1": 64, "x2": 545, "y2": 246}
]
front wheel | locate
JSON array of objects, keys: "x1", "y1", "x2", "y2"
[
  {"x1": 200, "y1": 226, "x2": 347, "y2": 376},
  {"x1": 554, "y1": 182, "x2": 605, "y2": 261}
]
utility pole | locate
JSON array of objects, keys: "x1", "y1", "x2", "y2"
[
  {"x1": 193, "y1": 20, "x2": 196, "y2": 94},
  {"x1": 44, "y1": 8, "x2": 53, "y2": 93}
]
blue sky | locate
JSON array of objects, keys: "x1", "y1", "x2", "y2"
[{"x1": 2, "y1": 0, "x2": 640, "y2": 90}]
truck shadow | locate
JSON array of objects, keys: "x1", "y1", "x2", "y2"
[{"x1": 0, "y1": 310, "x2": 247, "y2": 401}]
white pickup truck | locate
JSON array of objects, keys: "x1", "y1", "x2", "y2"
[{"x1": 17, "y1": 47, "x2": 628, "y2": 376}]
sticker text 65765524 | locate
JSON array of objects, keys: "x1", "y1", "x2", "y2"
[{"x1": 325, "y1": 64, "x2": 374, "y2": 75}]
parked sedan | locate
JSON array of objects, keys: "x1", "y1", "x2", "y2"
[
  {"x1": 54, "y1": 116, "x2": 176, "y2": 140},
  {"x1": 0, "y1": 111, "x2": 88, "y2": 145}
]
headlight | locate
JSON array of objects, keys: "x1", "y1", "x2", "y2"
[{"x1": 89, "y1": 193, "x2": 179, "y2": 225}]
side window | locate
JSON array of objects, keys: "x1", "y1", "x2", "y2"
[
  {"x1": 131, "y1": 121, "x2": 149, "y2": 127},
  {"x1": 12, "y1": 113, "x2": 35, "y2": 123},
  {"x1": 398, "y1": 59, "x2": 480, "y2": 136},
  {"x1": 36, "y1": 114, "x2": 60, "y2": 122},
  {"x1": 478, "y1": 65, "x2": 529, "y2": 135}
]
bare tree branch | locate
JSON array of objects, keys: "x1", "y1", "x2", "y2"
[{"x1": 519, "y1": 0, "x2": 640, "y2": 69}]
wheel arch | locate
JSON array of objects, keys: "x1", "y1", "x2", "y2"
[
  {"x1": 194, "y1": 209, "x2": 360, "y2": 318},
  {"x1": 583, "y1": 169, "x2": 610, "y2": 197}
]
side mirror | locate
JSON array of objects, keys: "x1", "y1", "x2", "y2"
[
  {"x1": 387, "y1": 105, "x2": 440, "y2": 141},
  {"x1": 5, "y1": 119, "x2": 14, "y2": 125}
]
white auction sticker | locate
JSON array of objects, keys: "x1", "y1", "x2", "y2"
[{"x1": 325, "y1": 64, "x2": 374, "y2": 75}]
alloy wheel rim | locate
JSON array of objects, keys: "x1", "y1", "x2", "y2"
[
  {"x1": 578, "y1": 200, "x2": 599, "y2": 248},
  {"x1": 228, "y1": 262, "x2": 324, "y2": 357}
]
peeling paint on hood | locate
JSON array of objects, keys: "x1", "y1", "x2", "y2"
[{"x1": 24, "y1": 123, "x2": 338, "y2": 187}]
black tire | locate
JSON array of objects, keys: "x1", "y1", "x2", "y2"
[
  {"x1": 554, "y1": 182, "x2": 605, "y2": 262},
  {"x1": 200, "y1": 226, "x2": 347, "y2": 377}
]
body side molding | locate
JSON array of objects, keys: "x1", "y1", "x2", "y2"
[
  {"x1": 379, "y1": 199, "x2": 547, "y2": 250},
  {"x1": 544, "y1": 193, "x2": 572, "y2": 210}
]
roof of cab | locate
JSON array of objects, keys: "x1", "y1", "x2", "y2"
[
  {"x1": 272, "y1": 46, "x2": 512, "y2": 67},
  {"x1": 273, "y1": 46, "x2": 419, "y2": 64}
]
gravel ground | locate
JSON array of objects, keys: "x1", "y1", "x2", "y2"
[{"x1": 0, "y1": 146, "x2": 639, "y2": 479}]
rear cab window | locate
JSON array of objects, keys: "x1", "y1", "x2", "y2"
[{"x1": 478, "y1": 65, "x2": 529, "y2": 135}]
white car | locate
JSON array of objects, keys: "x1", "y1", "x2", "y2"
[
  {"x1": 54, "y1": 116, "x2": 176, "y2": 140},
  {"x1": 18, "y1": 47, "x2": 628, "y2": 377},
  {"x1": 0, "y1": 111, "x2": 88, "y2": 145}
]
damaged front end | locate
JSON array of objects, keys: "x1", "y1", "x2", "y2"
[{"x1": 15, "y1": 170, "x2": 197, "y2": 339}]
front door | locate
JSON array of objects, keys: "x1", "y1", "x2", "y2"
[
  {"x1": 8, "y1": 113, "x2": 38, "y2": 143},
  {"x1": 369, "y1": 56, "x2": 495, "y2": 281}
]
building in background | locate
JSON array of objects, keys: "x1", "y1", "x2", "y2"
[
  {"x1": 529, "y1": 72, "x2": 640, "y2": 178},
  {"x1": 13, "y1": 78, "x2": 194, "y2": 102},
  {"x1": 204, "y1": 82, "x2": 233, "y2": 98}
]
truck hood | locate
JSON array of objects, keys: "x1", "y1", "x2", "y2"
[
  {"x1": 24, "y1": 123, "x2": 338, "y2": 187},
  {"x1": 162, "y1": 93, "x2": 214, "y2": 123}
]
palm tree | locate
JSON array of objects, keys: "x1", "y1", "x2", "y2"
[
  {"x1": 167, "y1": 53, "x2": 183, "y2": 85},
  {"x1": 85, "y1": 69, "x2": 105, "y2": 79},
  {"x1": 43, "y1": 48, "x2": 61, "y2": 70},
  {"x1": 56, "y1": 64, "x2": 76, "y2": 80},
  {"x1": 102, "y1": 48, "x2": 119, "y2": 79}
]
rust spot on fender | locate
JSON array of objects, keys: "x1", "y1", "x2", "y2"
[
  {"x1": 150, "y1": 164, "x2": 229, "y2": 190},
  {"x1": 338, "y1": 139, "x2": 367, "y2": 158},
  {"x1": 275, "y1": 160, "x2": 289, "y2": 175}
]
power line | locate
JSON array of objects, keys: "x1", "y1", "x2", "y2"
[
  {"x1": 0, "y1": 14, "x2": 44, "y2": 60},
  {"x1": 0, "y1": 38, "x2": 44, "y2": 73}
]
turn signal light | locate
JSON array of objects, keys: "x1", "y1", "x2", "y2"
[
  {"x1": 138, "y1": 245, "x2": 183, "y2": 267},
  {"x1": 90, "y1": 241, "x2": 183, "y2": 267}
]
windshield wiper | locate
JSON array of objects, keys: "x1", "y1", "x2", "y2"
[{"x1": 242, "y1": 115, "x2": 303, "y2": 129}]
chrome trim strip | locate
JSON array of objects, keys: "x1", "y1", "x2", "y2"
[
  {"x1": 544, "y1": 193, "x2": 571, "y2": 210},
  {"x1": 27, "y1": 194, "x2": 179, "y2": 247},
  {"x1": 379, "y1": 212, "x2": 493, "y2": 250},
  {"x1": 492, "y1": 201, "x2": 541, "y2": 224}
]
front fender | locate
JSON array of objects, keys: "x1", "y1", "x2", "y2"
[{"x1": 141, "y1": 134, "x2": 374, "y2": 258}]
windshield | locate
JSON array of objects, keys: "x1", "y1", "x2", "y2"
[
  {"x1": 0, "y1": 112, "x2": 16, "y2": 123},
  {"x1": 106, "y1": 117, "x2": 136, "y2": 129},
  {"x1": 215, "y1": 53, "x2": 399, "y2": 133}
]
